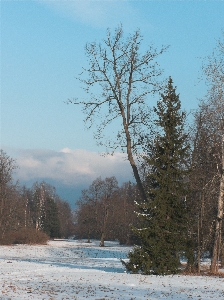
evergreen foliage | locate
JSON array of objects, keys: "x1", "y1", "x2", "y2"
[
  {"x1": 42, "y1": 196, "x2": 61, "y2": 238},
  {"x1": 123, "y1": 77, "x2": 190, "y2": 275}
]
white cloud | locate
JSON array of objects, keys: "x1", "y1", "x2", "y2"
[
  {"x1": 12, "y1": 148, "x2": 133, "y2": 187},
  {"x1": 38, "y1": 0, "x2": 149, "y2": 30}
]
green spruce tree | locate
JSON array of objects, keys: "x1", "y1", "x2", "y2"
[
  {"x1": 43, "y1": 196, "x2": 61, "y2": 239},
  {"x1": 123, "y1": 77, "x2": 190, "y2": 275}
]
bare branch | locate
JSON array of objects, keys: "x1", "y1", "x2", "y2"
[{"x1": 69, "y1": 26, "x2": 168, "y2": 201}]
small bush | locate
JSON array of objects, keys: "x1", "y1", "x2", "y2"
[
  {"x1": 0, "y1": 228, "x2": 49, "y2": 245},
  {"x1": 0, "y1": 233, "x2": 14, "y2": 245}
]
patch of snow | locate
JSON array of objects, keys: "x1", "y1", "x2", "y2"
[{"x1": 0, "y1": 239, "x2": 223, "y2": 299}]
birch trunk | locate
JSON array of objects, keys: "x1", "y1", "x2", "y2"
[{"x1": 210, "y1": 134, "x2": 224, "y2": 273}]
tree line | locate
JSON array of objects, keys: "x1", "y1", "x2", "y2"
[
  {"x1": 71, "y1": 26, "x2": 223, "y2": 275},
  {"x1": 0, "y1": 150, "x2": 75, "y2": 244}
]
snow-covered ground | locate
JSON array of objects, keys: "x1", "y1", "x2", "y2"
[{"x1": 0, "y1": 239, "x2": 223, "y2": 299}]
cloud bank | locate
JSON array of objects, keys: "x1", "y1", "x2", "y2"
[{"x1": 12, "y1": 147, "x2": 134, "y2": 188}]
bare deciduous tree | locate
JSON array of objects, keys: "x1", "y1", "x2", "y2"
[
  {"x1": 74, "y1": 178, "x2": 139, "y2": 245},
  {"x1": 69, "y1": 26, "x2": 168, "y2": 201},
  {"x1": 201, "y1": 33, "x2": 224, "y2": 273},
  {"x1": 190, "y1": 101, "x2": 222, "y2": 273},
  {"x1": 75, "y1": 176, "x2": 119, "y2": 246},
  {"x1": 0, "y1": 150, "x2": 19, "y2": 239}
]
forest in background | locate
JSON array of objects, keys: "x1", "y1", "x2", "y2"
[{"x1": 0, "y1": 153, "x2": 75, "y2": 245}]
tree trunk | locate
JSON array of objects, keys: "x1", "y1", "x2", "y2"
[
  {"x1": 210, "y1": 134, "x2": 224, "y2": 273},
  {"x1": 87, "y1": 229, "x2": 91, "y2": 243},
  {"x1": 197, "y1": 217, "x2": 201, "y2": 274},
  {"x1": 100, "y1": 206, "x2": 108, "y2": 247},
  {"x1": 130, "y1": 159, "x2": 147, "y2": 202},
  {"x1": 122, "y1": 113, "x2": 147, "y2": 202},
  {"x1": 100, "y1": 232, "x2": 105, "y2": 247}
]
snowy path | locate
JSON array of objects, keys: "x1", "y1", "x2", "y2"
[{"x1": 0, "y1": 240, "x2": 223, "y2": 299}]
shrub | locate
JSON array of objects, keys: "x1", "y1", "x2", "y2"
[
  {"x1": 0, "y1": 233, "x2": 14, "y2": 245},
  {"x1": 0, "y1": 228, "x2": 49, "y2": 245}
]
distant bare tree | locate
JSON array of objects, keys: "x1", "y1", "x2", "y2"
[
  {"x1": 0, "y1": 150, "x2": 19, "y2": 239},
  {"x1": 111, "y1": 182, "x2": 139, "y2": 245},
  {"x1": 76, "y1": 177, "x2": 119, "y2": 246},
  {"x1": 55, "y1": 198, "x2": 75, "y2": 238},
  {"x1": 75, "y1": 178, "x2": 139, "y2": 245}
]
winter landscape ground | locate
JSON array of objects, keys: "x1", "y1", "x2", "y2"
[{"x1": 0, "y1": 239, "x2": 223, "y2": 300}]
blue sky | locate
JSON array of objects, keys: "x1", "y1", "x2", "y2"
[{"x1": 1, "y1": 0, "x2": 224, "y2": 206}]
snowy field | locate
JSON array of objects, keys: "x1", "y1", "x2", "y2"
[{"x1": 0, "y1": 239, "x2": 223, "y2": 300}]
